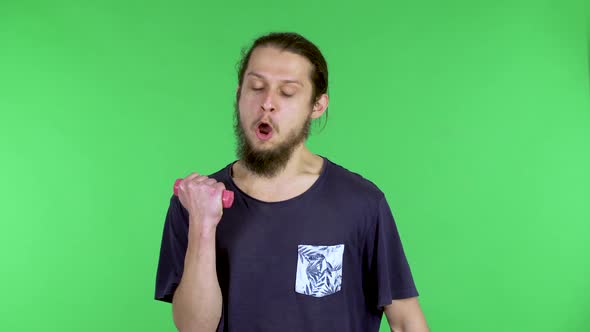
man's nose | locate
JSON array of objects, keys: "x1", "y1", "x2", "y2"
[{"x1": 261, "y1": 92, "x2": 276, "y2": 112}]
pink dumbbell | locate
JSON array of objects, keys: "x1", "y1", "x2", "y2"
[{"x1": 173, "y1": 178, "x2": 234, "y2": 208}]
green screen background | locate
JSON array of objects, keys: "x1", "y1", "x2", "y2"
[{"x1": 1, "y1": 0, "x2": 588, "y2": 331}]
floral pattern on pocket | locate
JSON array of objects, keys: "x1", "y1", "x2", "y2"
[{"x1": 295, "y1": 244, "x2": 344, "y2": 297}]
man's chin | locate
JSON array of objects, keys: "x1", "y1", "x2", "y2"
[
  {"x1": 250, "y1": 143, "x2": 275, "y2": 153},
  {"x1": 251, "y1": 133, "x2": 275, "y2": 144}
]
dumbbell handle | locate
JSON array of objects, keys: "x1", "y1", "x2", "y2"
[{"x1": 173, "y1": 178, "x2": 234, "y2": 208}]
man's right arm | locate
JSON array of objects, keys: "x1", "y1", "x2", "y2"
[{"x1": 172, "y1": 221, "x2": 222, "y2": 332}]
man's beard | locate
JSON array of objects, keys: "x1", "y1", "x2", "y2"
[{"x1": 233, "y1": 102, "x2": 312, "y2": 178}]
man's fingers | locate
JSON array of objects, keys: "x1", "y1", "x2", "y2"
[
  {"x1": 213, "y1": 182, "x2": 227, "y2": 191},
  {"x1": 178, "y1": 174, "x2": 221, "y2": 192},
  {"x1": 204, "y1": 178, "x2": 217, "y2": 186},
  {"x1": 183, "y1": 172, "x2": 200, "y2": 181},
  {"x1": 179, "y1": 173, "x2": 200, "y2": 188},
  {"x1": 176, "y1": 173, "x2": 202, "y2": 193},
  {"x1": 193, "y1": 176, "x2": 211, "y2": 184}
]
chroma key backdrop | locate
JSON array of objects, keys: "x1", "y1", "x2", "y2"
[{"x1": 0, "y1": 0, "x2": 588, "y2": 331}]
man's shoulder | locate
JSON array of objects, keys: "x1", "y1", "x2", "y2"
[
  {"x1": 324, "y1": 158, "x2": 385, "y2": 202},
  {"x1": 207, "y1": 161, "x2": 234, "y2": 182}
]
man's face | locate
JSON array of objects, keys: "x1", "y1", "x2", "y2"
[{"x1": 234, "y1": 46, "x2": 316, "y2": 178}]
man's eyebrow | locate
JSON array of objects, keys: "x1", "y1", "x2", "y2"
[{"x1": 246, "y1": 72, "x2": 303, "y2": 86}]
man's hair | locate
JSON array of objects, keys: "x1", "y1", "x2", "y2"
[{"x1": 235, "y1": 32, "x2": 329, "y2": 131}]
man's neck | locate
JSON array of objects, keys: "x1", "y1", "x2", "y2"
[{"x1": 231, "y1": 145, "x2": 324, "y2": 202}]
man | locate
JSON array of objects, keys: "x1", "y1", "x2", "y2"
[{"x1": 155, "y1": 32, "x2": 429, "y2": 332}]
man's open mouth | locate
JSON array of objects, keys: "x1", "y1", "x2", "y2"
[{"x1": 256, "y1": 122, "x2": 273, "y2": 140}]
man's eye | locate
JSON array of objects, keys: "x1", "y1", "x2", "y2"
[{"x1": 250, "y1": 86, "x2": 293, "y2": 97}]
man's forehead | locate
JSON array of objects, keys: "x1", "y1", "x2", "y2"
[
  {"x1": 246, "y1": 71, "x2": 304, "y2": 87},
  {"x1": 246, "y1": 47, "x2": 311, "y2": 85}
]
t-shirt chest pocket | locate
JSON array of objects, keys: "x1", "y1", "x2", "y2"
[{"x1": 295, "y1": 244, "x2": 345, "y2": 298}]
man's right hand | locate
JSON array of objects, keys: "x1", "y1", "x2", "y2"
[{"x1": 175, "y1": 173, "x2": 227, "y2": 229}]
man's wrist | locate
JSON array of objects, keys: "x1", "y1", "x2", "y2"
[{"x1": 188, "y1": 218, "x2": 217, "y2": 239}]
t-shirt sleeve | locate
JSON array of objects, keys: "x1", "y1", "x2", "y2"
[
  {"x1": 363, "y1": 194, "x2": 419, "y2": 309},
  {"x1": 154, "y1": 194, "x2": 190, "y2": 303}
]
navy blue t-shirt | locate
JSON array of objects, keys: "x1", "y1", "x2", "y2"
[{"x1": 155, "y1": 156, "x2": 419, "y2": 331}]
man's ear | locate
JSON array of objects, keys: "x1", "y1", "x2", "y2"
[{"x1": 311, "y1": 94, "x2": 329, "y2": 119}]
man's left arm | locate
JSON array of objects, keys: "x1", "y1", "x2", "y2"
[{"x1": 384, "y1": 296, "x2": 430, "y2": 332}]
